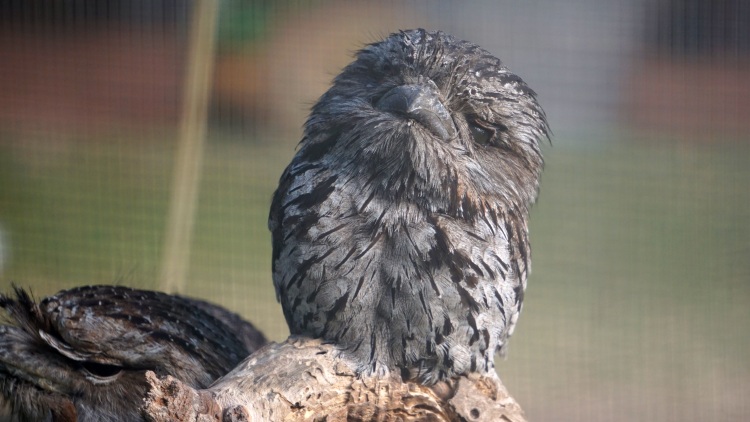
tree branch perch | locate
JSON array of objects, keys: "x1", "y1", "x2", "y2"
[{"x1": 143, "y1": 337, "x2": 527, "y2": 422}]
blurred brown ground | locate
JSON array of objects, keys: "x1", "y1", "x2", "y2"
[
  {"x1": 0, "y1": 25, "x2": 184, "y2": 135},
  {"x1": 626, "y1": 56, "x2": 750, "y2": 140}
]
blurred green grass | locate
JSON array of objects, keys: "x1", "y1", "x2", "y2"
[
  {"x1": 499, "y1": 141, "x2": 750, "y2": 421},
  {"x1": 0, "y1": 135, "x2": 748, "y2": 420}
]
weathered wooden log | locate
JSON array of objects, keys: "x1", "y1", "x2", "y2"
[{"x1": 143, "y1": 337, "x2": 526, "y2": 422}]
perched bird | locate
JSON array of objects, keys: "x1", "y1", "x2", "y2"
[
  {"x1": 269, "y1": 29, "x2": 549, "y2": 385},
  {"x1": 0, "y1": 285, "x2": 266, "y2": 422}
]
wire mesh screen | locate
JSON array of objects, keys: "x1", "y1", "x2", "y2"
[{"x1": 1, "y1": 1, "x2": 748, "y2": 420}]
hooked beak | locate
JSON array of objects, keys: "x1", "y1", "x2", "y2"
[{"x1": 375, "y1": 81, "x2": 457, "y2": 142}]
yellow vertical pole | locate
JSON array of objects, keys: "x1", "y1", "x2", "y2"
[{"x1": 159, "y1": 0, "x2": 220, "y2": 292}]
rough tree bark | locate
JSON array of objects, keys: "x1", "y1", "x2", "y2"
[{"x1": 143, "y1": 337, "x2": 527, "y2": 422}]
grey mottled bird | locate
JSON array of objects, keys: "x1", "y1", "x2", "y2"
[
  {"x1": 269, "y1": 29, "x2": 549, "y2": 384},
  {"x1": 0, "y1": 285, "x2": 266, "y2": 421}
]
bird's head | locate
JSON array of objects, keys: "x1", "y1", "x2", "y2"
[
  {"x1": 0, "y1": 286, "x2": 264, "y2": 421},
  {"x1": 301, "y1": 29, "x2": 550, "y2": 218}
]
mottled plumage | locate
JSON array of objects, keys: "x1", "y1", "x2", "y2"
[
  {"x1": 269, "y1": 29, "x2": 549, "y2": 384},
  {"x1": 0, "y1": 285, "x2": 266, "y2": 421}
]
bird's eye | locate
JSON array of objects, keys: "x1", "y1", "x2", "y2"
[
  {"x1": 468, "y1": 120, "x2": 494, "y2": 146},
  {"x1": 81, "y1": 361, "x2": 124, "y2": 383}
]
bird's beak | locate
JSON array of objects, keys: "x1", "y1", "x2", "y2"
[{"x1": 375, "y1": 81, "x2": 457, "y2": 142}]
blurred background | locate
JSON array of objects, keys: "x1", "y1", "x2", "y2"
[{"x1": 0, "y1": 0, "x2": 748, "y2": 420}]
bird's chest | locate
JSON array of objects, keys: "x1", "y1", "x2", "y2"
[
  {"x1": 346, "y1": 195, "x2": 511, "y2": 294},
  {"x1": 281, "y1": 182, "x2": 515, "y2": 305}
]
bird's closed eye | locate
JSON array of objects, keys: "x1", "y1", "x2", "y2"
[
  {"x1": 467, "y1": 117, "x2": 494, "y2": 146},
  {"x1": 81, "y1": 361, "x2": 124, "y2": 383}
]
